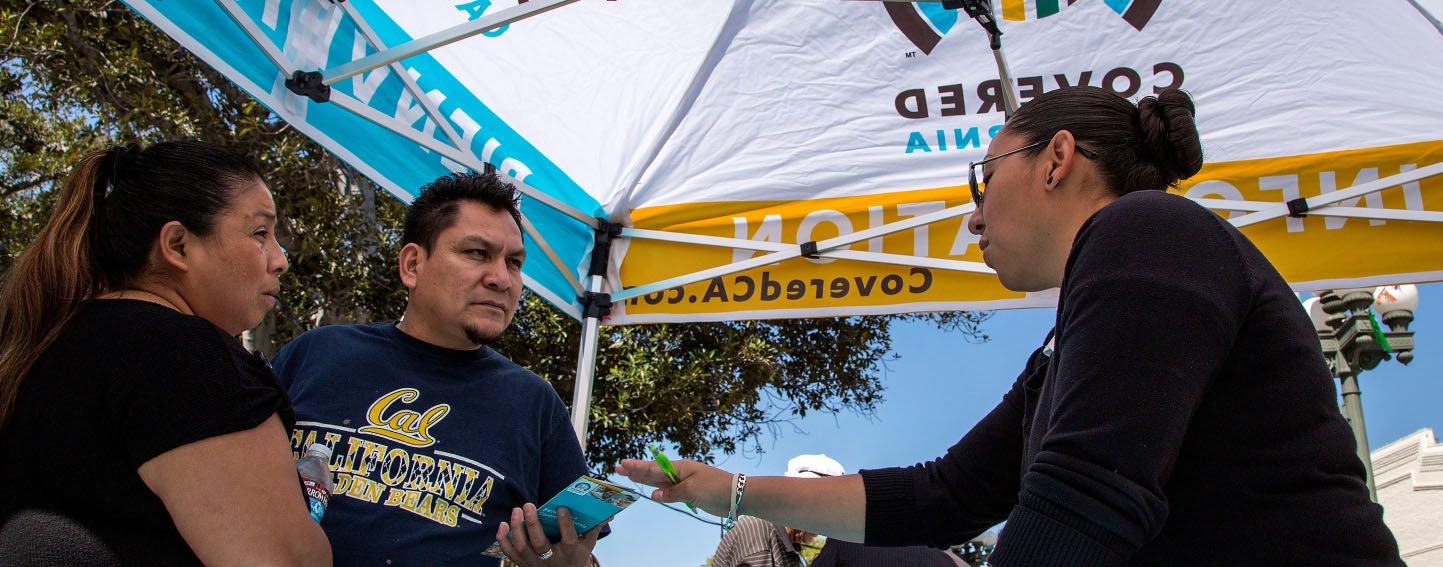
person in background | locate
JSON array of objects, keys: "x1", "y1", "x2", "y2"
[
  {"x1": 709, "y1": 455, "x2": 835, "y2": 567},
  {"x1": 272, "y1": 171, "x2": 603, "y2": 567},
  {"x1": 712, "y1": 454, "x2": 967, "y2": 567},
  {"x1": 0, "y1": 141, "x2": 329, "y2": 565},
  {"x1": 618, "y1": 86, "x2": 1404, "y2": 565}
]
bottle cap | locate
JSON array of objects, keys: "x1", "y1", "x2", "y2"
[{"x1": 307, "y1": 443, "x2": 333, "y2": 460}]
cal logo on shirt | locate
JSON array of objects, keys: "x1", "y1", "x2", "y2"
[{"x1": 358, "y1": 388, "x2": 451, "y2": 447}]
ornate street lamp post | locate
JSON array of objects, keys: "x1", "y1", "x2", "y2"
[{"x1": 1303, "y1": 285, "x2": 1419, "y2": 502}]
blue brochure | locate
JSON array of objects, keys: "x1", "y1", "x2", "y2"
[{"x1": 482, "y1": 475, "x2": 639, "y2": 558}]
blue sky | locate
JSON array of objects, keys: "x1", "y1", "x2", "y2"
[{"x1": 592, "y1": 282, "x2": 1443, "y2": 567}]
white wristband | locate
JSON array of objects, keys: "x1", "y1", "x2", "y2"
[
  {"x1": 728, "y1": 474, "x2": 739, "y2": 517},
  {"x1": 723, "y1": 473, "x2": 746, "y2": 532}
]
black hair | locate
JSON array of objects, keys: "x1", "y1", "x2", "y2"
[
  {"x1": 93, "y1": 141, "x2": 264, "y2": 288},
  {"x1": 402, "y1": 172, "x2": 523, "y2": 251},
  {"x1": 1, "y1": 140, "x2": 263, "y2": 428},
  {"x1": 1004, "y1": 86, "x2": 1204, "y2": 195}
]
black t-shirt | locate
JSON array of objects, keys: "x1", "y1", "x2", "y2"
[{"x1": 0, "y1": 299, "x2": 294, "y2": 565}]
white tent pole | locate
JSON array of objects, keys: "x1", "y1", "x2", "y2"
[
  {"x1": 325, "y1": 91, "x2": 600, "y2": 226},
  {"x1": 1191, "y1": 198, "x2": 1268, "y2": 212},
  {"x1": 520, "y1": 215, "x2": 585, "y2": 295},
  {"x1": 1403, "y1": 0, "x2": 1443, "y2": 34},
  {"x1": 624, "y1": 227, "x2": 792, "y2": 253},
  {"x1": 626, "y1": 227, "x2": 995, "y2": 274},
  {"x1": 322, "y1": 0, "x2": 581, "y2": 85},
  {"x1": 624, "y1": 200, "x2": 978, "y2": 254},
  {"x1": 826, "y1": 250, "x2": 993, "y2": 272},
  {"x1": 221, "y1": 0, "x2": 598, "y2": 228},
  {"x1": 337, "y1": 1, "x2": 466, "y2": 150},
  {"x1": 1231, "y1": 162, "x2": 1443, "y2": 228},
  {"x1": 570, "y1": 221, "x2": 622, "y2": 451},
  {"x1": 571, "y1": 274, "x2": 604, "y2": 450},
  {"x1": 990, "y1": 31, "x2": 1020, "y2": 115},
  {"x1": 213, "y1": 0, "x2": 295, "y2": 73},
  {"x1": 610, "y1": 249, "x2": 807, "y2": 302},
  {"x1": 1300, "y1": 208, "x2": 1443, "y2": 222},
  {"x1": 1194, "y1": 198, "x2": 1443, "y2": 222},
  {"x1": 945, "y1": 0, "x2": 1020, "y2": 115}
]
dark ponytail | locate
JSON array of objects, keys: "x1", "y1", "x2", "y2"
[
  {"x1": 0, "y1": 140, "x2": 262, "y2": 429},
  {"x1": 1004, "y1": 86, "x2": 1204, "y2": 195},
  {"x1": 0, "y1": 150, "x2": 108, "y2": 429}
]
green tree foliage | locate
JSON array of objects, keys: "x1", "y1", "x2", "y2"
[
  {"x1": 501, "y1": 301, "x2": 990, "y2": 467},
  {"x1": 0, "y1": 0, "x2": 409, "y2": 352},
  {"x1": 0, "y1": 0, "x2": 991, "y2": 470}
]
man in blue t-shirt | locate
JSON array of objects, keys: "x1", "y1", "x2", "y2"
[{"x1": 273, "y1": 172, "x2": 604, "y2": 567}]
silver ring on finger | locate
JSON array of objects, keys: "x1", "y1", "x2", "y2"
[{"x1": 540, "y1": 549, "x2": 554, "y2": 560}]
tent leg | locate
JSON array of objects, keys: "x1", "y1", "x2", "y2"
[
  {"x1": 570, "y1": 221, "x2": 621, "y2": 453},
  {"x1": 571, "y1": 275, "x2": 605, "y2": 451}
]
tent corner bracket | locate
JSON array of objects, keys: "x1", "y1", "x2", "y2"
[
  {"x1": 1287, "y1": 198, "x2": 1311, "y2": 217},
  {"x1": 948, "y1": 0, "x2": 1004, "y2": 49},
  {"x1": 800, "y1": 241, "x2": 820, "y2": 259},
  {"x1": 579, "y1": 291, "x2": 612, "y2": 319},
  {"x1": 588, "y1": 219, "x2": 624, "y2": 277},
  {"x1": 286, "y1": 71, "x2": 331, "y2": 103}
]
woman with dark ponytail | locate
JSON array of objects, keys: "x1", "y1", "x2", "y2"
[
  {"x1": 0, "y1": 141, "x2": 330, "y2": 565},
  {"x1": 618, "y1": 87, "x2": 1404, "y2": 565}
]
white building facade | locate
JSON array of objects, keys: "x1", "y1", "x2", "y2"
[{"x1": 1373, "y1": 428, "x2": 1443, "y2": 565}]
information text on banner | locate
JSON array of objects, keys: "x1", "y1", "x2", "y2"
[{"x1": 617, "y1": 140, "x2": 1443, "y2": 321}]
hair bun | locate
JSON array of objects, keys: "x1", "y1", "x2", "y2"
[{"x1": 1136, "y1": 89, "x2": 1204, "y2": 183}]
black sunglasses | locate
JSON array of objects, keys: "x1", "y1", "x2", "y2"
[{"x1": 969, "y1": 141, "x2": 1099, "y2": 207}]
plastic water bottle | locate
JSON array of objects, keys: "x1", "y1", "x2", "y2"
[{"x1": 296, "y1": 443, "x2": 334, "y2": 523}]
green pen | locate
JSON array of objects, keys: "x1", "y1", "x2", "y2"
[{"x1": 648, "y1": 446, "x2": 698, "y2": 513}]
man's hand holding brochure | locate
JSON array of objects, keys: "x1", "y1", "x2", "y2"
[{"x1": 484, "y1": 476, "x2": 638, "y2": 564}]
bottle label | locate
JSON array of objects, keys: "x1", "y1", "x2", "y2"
[{"x1": 301, "y1": 478, "x2": 331, "y2": 523}]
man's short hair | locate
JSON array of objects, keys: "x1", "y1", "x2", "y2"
[{"x1": 401, "y1": 172, "x2": 523, "y2": 251}]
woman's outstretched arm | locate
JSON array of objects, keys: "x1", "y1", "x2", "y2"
[{"x1": 616, "y1": 459, "x2": 868, "y2": 542}]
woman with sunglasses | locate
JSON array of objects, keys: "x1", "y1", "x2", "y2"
[
  {"x1": 619, "y1": 86, "x2": 1402, "y2": 565},
  {"x1": 0, "y1": 141, "x2": 330, "y2": 565}
]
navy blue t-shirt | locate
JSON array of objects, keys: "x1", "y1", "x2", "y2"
[{"x1": 272, "y1": 322, "x2": 592, "y2": 566}]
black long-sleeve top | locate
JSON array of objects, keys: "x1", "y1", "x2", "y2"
[{"x1": 860, "y1": 191, "x2": 1403, "y2": 565}]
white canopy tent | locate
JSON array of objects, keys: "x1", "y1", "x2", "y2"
[{"x1": 123, "y1": 0, "x2": 1443, "y2": 448}]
